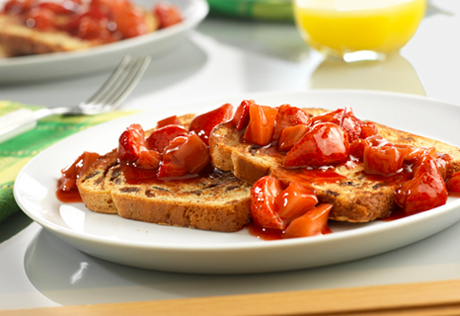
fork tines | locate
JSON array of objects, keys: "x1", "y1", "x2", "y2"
[{"x1": 81, "y1": 55, "x2": 151, "y2": 113}]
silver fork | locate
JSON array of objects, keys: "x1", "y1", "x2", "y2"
[{"x1": 0, "y1": 55, "x2": 151, "y2": 144}]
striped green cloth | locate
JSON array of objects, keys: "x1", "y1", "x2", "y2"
[
  {"x1": 0, "y1": 101, "x2": 133, "y2": 222},
  {"x1": 207, "y1": 0, "x2": 293, "y2": 21}
]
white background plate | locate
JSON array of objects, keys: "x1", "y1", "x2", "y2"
[
  {"x1": 14, "y1": 90, "x2": 460, "y2": 274},
  {"x1": 0, "y1": 0, "x2": 208, "y2": 84}
]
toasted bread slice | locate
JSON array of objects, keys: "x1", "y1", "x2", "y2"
[
  {"x1": 209, "y1": 108, "x2": 460, "y2": 223},
  {"x1": 0, "y1": 9, "x2": 159, "y2": 57},
  {"x1": 0, "y1": 15, "x2": 94, "y2": 56},
  {"x1": 76, "y1": 114, "x2": 252, "y2": 232}
]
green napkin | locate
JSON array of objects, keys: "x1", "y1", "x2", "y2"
[
  {"x1": 206, "y1": 0, "x2": 294, "y2": 22},
  {"x1": 0, "y1": 101, "x2": 134, "y2": 222}
]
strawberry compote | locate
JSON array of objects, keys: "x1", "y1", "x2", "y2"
[
  {"x1": 56, "y1": 151, "x2": 100, "y2": 203},
  {"x1": 1, "y1": 0, "x2": 183, "y2": 44}
]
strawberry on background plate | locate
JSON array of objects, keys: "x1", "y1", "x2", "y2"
[{"x1": 154, "y1": 1, "x2": 182, "y2": 28}]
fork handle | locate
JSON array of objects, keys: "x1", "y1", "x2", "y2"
[{"x1": 0, "y1": 109, "x2": 37, "y2": 144}]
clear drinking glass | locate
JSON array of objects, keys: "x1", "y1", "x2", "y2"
[{"x1": 293, "y1": 0, "x2": 426, "y2": 61}]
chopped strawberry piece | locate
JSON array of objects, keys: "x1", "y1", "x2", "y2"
[
  {"x1": 158, "y1": 136, "x2": 188, "y2": 178},
  {"x1": 157, "y1": 158, "x2": 188, "y2": 178},
  {"x1": 4, "y1": 0, "x2": 38, "y2": 14},
  {"x1": 311, "y1": 108, "x2": 345, "y2": 126},
  {"x1": 436, "y1": 153, "x2": 452, "y2": 180},
  {"x1": 349, "y1": 138, "x2": 366, "y2": 160},
  {"x1": 158, "y1": 134, "x2": 211, "y2": 178},
  {"x1": 341, "y1": 109, "x2": 363, "y2": 143},
  {"x1": 447, "y1": 172, "x2": 460, "y2": 193},
  {"x1": 189, "y1": 103, "x2": 233, "y2": 146},
  {"x1": 283, "y1": 204, "x2": 332, "y2": 239},
  {"x1": 395, "y1": 154, "x2": 448, "y2": 214},
  {"x1": 154, "y1": 2, "x2": 182, "y2": 28},
  {"x1": 90, "y1": 0, "x2": 132, "y2": 16},
  {"x1": 136, "y1": 150, "x2": 161, "y2": 169},
  {"x1": 118, "y1": 124, "x2": 163, "y2": 169},
  {"x1": 118, "y1": 123, "x2": 148, "y2": 162},
  {"x1": 393, "y1": 144, "x2": 416, "y2": 162},
  {"x1": 278, "y1": 125, "x2": 308, "y2": 152},
  {"x1": 275, "y1": 182, "x2": 318, "y2": 220},
  {"x1": 284, "y1": 122, "x2": 349, "y2": 167},
  {"x1": 250, "y1": 176, "x2": 285, "y2": 230},
  {"x1": 273, "y1": 104, "x2": 311, "y2": 142},
  {"x1": 113, "y1": 7, "x2": 148, "y2": 39},
  {"x1": 172, "y1": 133, "x2": 211, "y2": 174},
  {"x1": 38, "y1": 2, "x2": 76, "y2": 14},
  {"x1": 363, "y1": 143, "x2": 404, "y2": 176},
  {"x1": 399, "y1": 146, "x2": 450, "y2": 178},
  {"x1": 155, "y1": 115, "x2": 183, "y2": 129},
  {"x1": 402, "y1": 146, "x2": 436, "y2": 163},
  {"x1": 366, "y1": 134, "x2": 390, "y2": 147},
  {"x1": 232, "y1": 100, "x2": 253, "y2": 131},
  {"x1": 243, "y1": 103, "x2": 278, "y2": 146},
  {"x1": 146, "y1": 125, "x2": 188, "y2": 153},
  {"x1": 26, "y1": 7, "x2": 55, "y2": 31},
  {"x1": 66, "y1": 8, "x2": 113, "y2": 41},
  {"x1": 312, "y1": 107, "x2": 366, "y2": 143},
  {"x1": 360, "y1": 121, "x2": 378, "y2": 139}
]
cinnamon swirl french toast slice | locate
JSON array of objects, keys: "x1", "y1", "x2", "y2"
[{"x1": 209, "y1": 101, "x2": 460, "y2": 224}]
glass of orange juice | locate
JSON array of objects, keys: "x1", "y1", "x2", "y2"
[{"x1": 293, "y1": 0, "x2": 426, "y2": 61}]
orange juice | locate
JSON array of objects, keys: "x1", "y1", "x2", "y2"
[{"x1": 293, "y1": 0, "x2": 426, "y2": 58}]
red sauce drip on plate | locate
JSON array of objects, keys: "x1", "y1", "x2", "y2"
[
  {"x1": 56, "y1": 151, "x2": 100, "y2": 203},
  {"x1": 381, "y1": 206, "x2": 406, "y2": 221},
  {"x1": 246, "y1": 220, "x2": 332, "y2": 241},
  {"x1": 55, "y1": 180, "x2": 83, "y2": 203}
]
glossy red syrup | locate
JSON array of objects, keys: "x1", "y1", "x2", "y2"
[
  {"x1": 383, "y1": 191, "x2": 459, "y2": 222},
  {"x1": 448, "y1": 191, "x2": 460, "y2": 198},
  {"x1": 56, "y1": 152, "x2": 100, "y2": 203},
  {"x1": 246, "y1": 220, "x2": 332, "y2": 241},
  {"x1": 381, "y1": 207, "x2": 407, "y2": 222},
  {"x1": 56, "y1": 179, "x2": 83, "y2": 203}
]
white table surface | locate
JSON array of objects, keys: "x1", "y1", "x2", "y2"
[{"x1": 2, "y1": 0, "x2": 460, "y2": 311}]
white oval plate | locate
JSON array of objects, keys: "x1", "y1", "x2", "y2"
[
  {"x1": 14, "y1": 90, "x2": 460, "y2": 274},
  {"x1": 0, "y1": 0, "x2": 208, "y2": 84}
]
